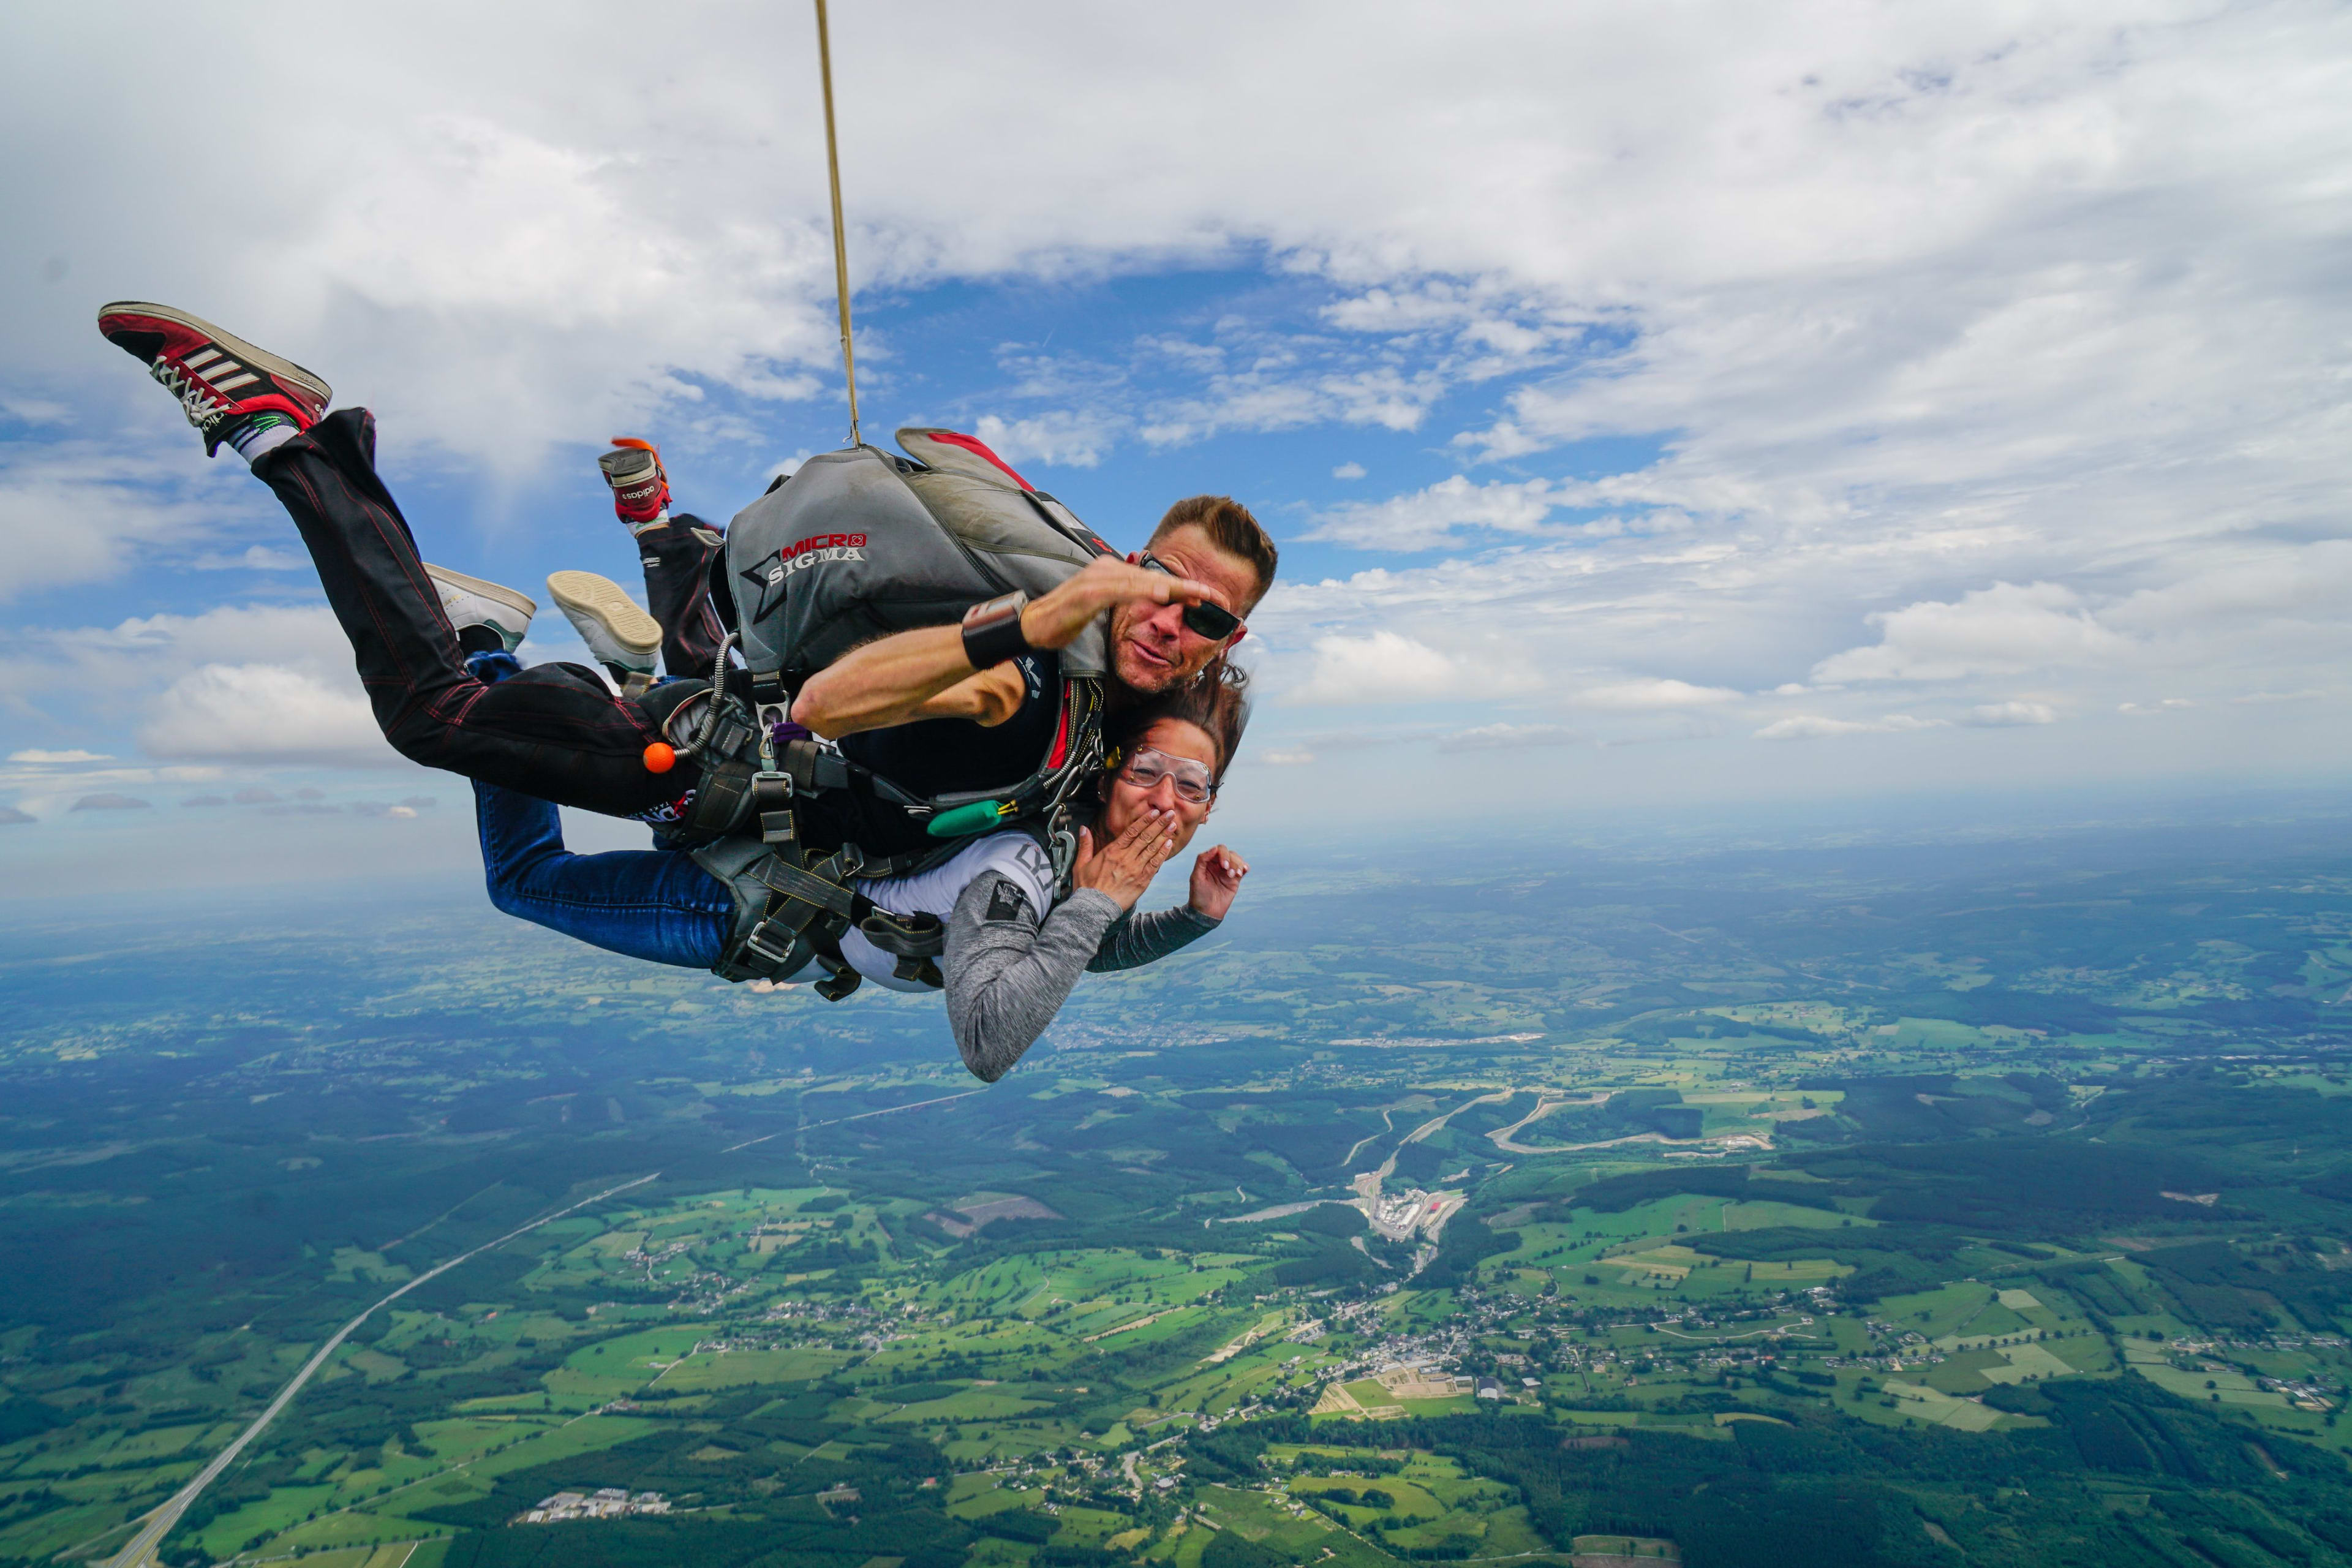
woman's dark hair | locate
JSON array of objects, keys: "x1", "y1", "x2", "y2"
[{"x1": 1102, "y1": 662, "x2": 1251, "y2": 786}]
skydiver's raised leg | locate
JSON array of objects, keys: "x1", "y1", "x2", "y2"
[
  {"x1": 251, "y1": 410, "x2": 702, "y2": 815},
  {"x1": 96, "y1": 302, "x2": 700, "y2": 819},
  {"x1": 600, "y1": 440, "x2": 729, "y2": 676}
]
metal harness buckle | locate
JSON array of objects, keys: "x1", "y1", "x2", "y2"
[{"x1": 739, "y1": 921, "x2": 800, "y2": 970}]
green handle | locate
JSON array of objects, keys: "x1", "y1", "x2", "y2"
[{"x1": 926, "y1": 799, "x2": 1012, "y2": 839}]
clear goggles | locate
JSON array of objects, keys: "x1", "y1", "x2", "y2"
[{"x1": 1116, "y1": 745, "x2": 1217, "y2": 805}]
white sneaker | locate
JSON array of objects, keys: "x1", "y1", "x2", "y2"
[
  {"x1": 546, "y1": 570, "x2": 661, "y2": 677},
  {"x1": 424, "y1": 565, "x2": 535, "y2": 652}
]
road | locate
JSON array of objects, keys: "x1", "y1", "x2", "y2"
[
  {"x1": 1349, "y1": 1090, "x2": 1513, "y2": 1228},
  {"x1": 722, "y1": 1088, "x2": 984, "y2": 1153},
  {"x1": 1483, "y1": 1093, "x2": 1606, "y2": 1153},
  {"x1": 103, "y1": 1173, "x2": 661, "y2": 1568}
]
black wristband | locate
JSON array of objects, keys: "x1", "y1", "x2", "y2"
[{"x1": 960, "y1": 590, "x2": 1032, "y2": 669}]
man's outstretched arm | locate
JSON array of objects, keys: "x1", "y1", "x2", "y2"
[{"x1": 790, "y1": 557, "x2": 1210, "y2": 738}]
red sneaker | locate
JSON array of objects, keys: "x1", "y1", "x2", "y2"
[
  {"x1": 97, "y1": 301, "x2": 331, "y2": 453},
  {"x1": 599, "y1": 439, "x2": 672, "y2": 533}
]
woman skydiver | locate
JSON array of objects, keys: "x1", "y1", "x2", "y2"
[{"x1": 470, "y1": 650, "x2": 1250, "y2": 1082}]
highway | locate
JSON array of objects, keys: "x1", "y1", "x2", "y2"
[{"x1": 102, "y1": 1172, "x2": 661, "y2": 1568}]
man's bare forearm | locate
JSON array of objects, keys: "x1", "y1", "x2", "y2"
[
  {"x1": 789, "y1": 557, "x2": 1208, "y2": 739},
  {"x1": 790, "y1": 625, "x2": 986, "y2": 738}
]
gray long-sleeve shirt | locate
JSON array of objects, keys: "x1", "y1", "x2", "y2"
[
  {"x1": 837, "y1": 829, "x2": 1222, "y2": 1083},
  {"x1": 1090, "y1": 904, "x2": 1223, "y2": 973},
  {"x1": 943, "y1": 874, "x2": 1221, "y2": 1082}
]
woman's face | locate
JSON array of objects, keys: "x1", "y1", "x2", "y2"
[{"x1": 1101, "y1": 718, "x2": 1217, "y2": 852}]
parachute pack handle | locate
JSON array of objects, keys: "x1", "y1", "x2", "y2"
[
  {"x1": 859, "y1": 910, "x2": 946, "y2": 990},
  {"x1": 859, "y1": 908, "x2": 943, "y2": 957},
  {"x1": 927, "y1": 798, "x2": 1016, "y2": 839}
]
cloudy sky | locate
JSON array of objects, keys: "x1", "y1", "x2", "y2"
[{"x1": 4, "y1": 0, "x2": 2351, "y2": 889}]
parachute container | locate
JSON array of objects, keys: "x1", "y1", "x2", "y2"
[{"x1": 722, "y1": 428, "x2": 1116, "y2": 684}]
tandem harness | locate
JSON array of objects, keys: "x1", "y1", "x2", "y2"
[
  {"x1": 654, "y1": 426, "x2": 1120, "y2": 1001},
  {"x1": 662, "y1": 665, "x2": 1104, "y2": 1000}
]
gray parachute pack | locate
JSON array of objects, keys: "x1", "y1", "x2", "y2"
[
  {"x1": 723, "y1": 426, "x2": 1116, "y2": 685},
  {"x1": 670, "y1": 429, "x2": 1120, "y2": 997}
]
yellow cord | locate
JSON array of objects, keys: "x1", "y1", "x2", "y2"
[{"x1": 813, "y1": 0, "x2": 861, "y2": 449}]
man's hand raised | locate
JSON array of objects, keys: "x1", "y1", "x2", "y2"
[{"x1": 1019, "y1": 557, "x2": 1211, "y2": 651}]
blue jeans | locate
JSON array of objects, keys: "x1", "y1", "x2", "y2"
[{"x1": 473, "y1": 780, "x2": 730, "y2": 969}]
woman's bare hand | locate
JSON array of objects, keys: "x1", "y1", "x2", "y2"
[
  {"x1": 1187, "y1": 845, "x2": 1248, "y2": 921},
  {"x1": 1073, "y1": 809, "x2": 1180, "y2": 911}
]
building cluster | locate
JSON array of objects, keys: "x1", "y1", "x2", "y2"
[
  {"x1": 1367, "y1": 1187, "x2": 1455, "y2": 1241},
  {"x1": 514, "y1": 1488, "x2": 672, "y2": 1525}
]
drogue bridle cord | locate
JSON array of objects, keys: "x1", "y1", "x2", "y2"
[{"x1": 813, "y1": 0, "x2": 861, "y2": 450}]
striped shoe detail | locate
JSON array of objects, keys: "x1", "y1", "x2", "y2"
[{"x1": 96, "y1": 301, "x2": 333, "y2": 450}]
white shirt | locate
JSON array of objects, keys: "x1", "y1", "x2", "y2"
[{"x1": 779, "y1": 831, "x2": 1057, "y2": 993}]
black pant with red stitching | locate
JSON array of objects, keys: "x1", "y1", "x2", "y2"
[
  {"x1": 635, "y1": 511, "x2": 729, "y2": 678},
  {"x1": 251, "y1": 408, "x2": 701, "y2": 818}
]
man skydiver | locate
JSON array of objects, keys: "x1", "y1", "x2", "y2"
[
  {"x1": 564, "y1": 434, "x2": 1277, "y2": 846},
  {"x1": 94, "y1": 303, "x2": 1278, "y2": 839}
]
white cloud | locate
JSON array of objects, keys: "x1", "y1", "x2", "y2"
[
  {"x1": 140, "y1": 663, "x2": 393, "y2": 766},
  {"x1": 1303, "y1": 476, "x2": 1562, "y2": 551},
  {"x1": 1570, "y1": 679, "x2": 1740, "y2": 710},
  {"x1": 0, "y1": 446, "x2": 257, "y2": 601},
  {"x1": 0, "y1": 603, "x2": 375, "y2": 765},
  {"x1": 1442, "y1": 723, "x2": 1588, "y2": 750},
  {"x1": 9, "y1": 1, "x2": 2352, "y2": 813},
  {"x1": 1965, "y1": 701, "x2": 2059, "y2": 726},
  {"x1": 74, "y1": 603, "x2": 355, "y2": 667},
  {"x1": 190, "y1": 545, "x2": 307, "y2": 572},
  {"x1": 1332, "y1": 462, "x2": 1366, "y2": 480},
  {"x1": 2106, "y1": 541, "x2": 2352, "y2": 633},
  {"x1": 971, "y1": 411, "x2": 1122, "y2": 470},
  {"x1": 70, "y1": 792, "x2": 151, "y2": 811},
  {"x1": 1812, "y1": 582, "x2": 2130, "y2": 683},
  {"x1": 9, "y1": 748, "x2": 111, "y2": 764},
  {"x1": 1754, "y1": 713, "x2": 1948, "y2": 741},
  {"x1": 1287, "y1": 631, "x2": 1465, "y2": 706}
]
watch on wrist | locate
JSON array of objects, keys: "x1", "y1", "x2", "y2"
[{"x1": 960, "y1": 590, "x2": 1032, "y2": 669}]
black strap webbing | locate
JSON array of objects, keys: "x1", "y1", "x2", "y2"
[{"x1": 748, "y1": 854, "x2": 861, "y2": 920}]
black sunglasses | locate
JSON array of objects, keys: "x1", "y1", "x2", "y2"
[{"x1": 1140, "y1": 552, "x2": 1244, "y2": 641}]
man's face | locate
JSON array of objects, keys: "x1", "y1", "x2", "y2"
[{"x1": 1107, "y1": 525, "x2": 1261, "y2": 695}]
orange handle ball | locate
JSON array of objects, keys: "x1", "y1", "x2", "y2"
[{"x1": 643, "y1": 742, "x2": 676, "y2": 774}]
